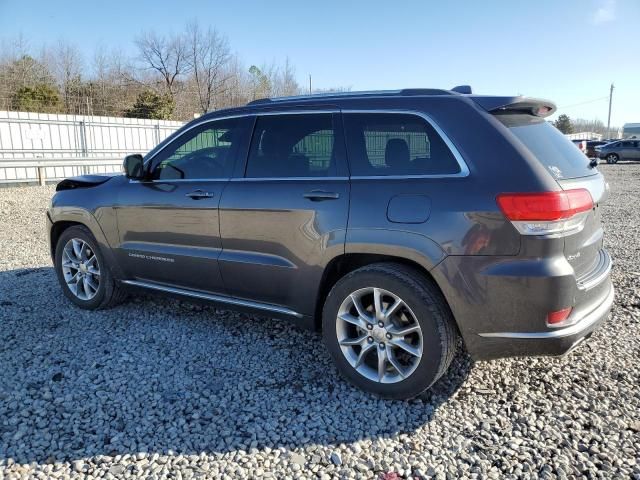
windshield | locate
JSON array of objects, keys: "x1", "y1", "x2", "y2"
[{"x1": 497, "y1": 114, "x2": 596, "y2": 180}]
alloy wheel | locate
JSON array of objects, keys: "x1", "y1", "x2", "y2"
[
  {"x1": 61, "y1": 238, "x2": 101, "y2": 300},
  {"x1": 336, "y1": 287, "x2": 423, "y2": 384}
]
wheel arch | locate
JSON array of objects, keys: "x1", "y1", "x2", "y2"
[
  {"x1": 314, "y1": 251, "x2": 453, "y2": 332},
  {"x1": 48, "y1": 207, "x2": 123, "y2": 278},
  {"x1": 50, "y1": 220, "x2": 84, "y2": 259}
]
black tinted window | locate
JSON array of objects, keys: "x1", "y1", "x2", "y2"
[
  {"x1": 151, "y1": 118, "x2": 246, "y2": 180},
  {"x1": 498, "y1": 115, "x2": 595, "y2": 179},
  {"x1": 343, "y1": 113, "x2": 460, "y2": 176},
  {"x1": 246, "y1": 114, "x2": 337, "y2": 178}
]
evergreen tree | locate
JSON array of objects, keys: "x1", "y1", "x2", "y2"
[
  {"x1": 553, "y1": 114, "x2": 574, "y2": 134},
  {"x1": 125, "y1": 90, "x2": 175, "y2": 120}
]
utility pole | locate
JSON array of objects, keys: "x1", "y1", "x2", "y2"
[
  {"x1": 606, "y1": 83, "x2": 614, "y2": 139},
  {"x1": 309, "y1": 74, "x2": 312, "y2": 94}
]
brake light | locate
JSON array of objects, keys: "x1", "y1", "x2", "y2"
[
  {"x1": 536, "y1": 106, "x2": 552, "y2": 116},
  {"x1": 497, "y1": 189, "x2": 593, "y2": 236},
  {"x1": 547, "y1": 307, "x2": 573, "y2": 326}
]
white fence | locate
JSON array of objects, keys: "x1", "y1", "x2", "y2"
[
  {"x1": 0, "y1": 111, "x2": 185, "y2": 184},
  {"x1": 0, "y1": 111, "x2": 184, "y2": 159},
  {"x1": 0, "y1": 158, "x2": 124, "y2": 185}
]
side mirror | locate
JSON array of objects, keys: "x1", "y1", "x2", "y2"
[{"x1": 123, "y1": 154, "x2": 145, "y2": 180}]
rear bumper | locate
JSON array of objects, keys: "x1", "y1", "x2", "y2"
[
  {"x1": 471, "y1": 282, "x2": 614, "y2": 359},
  {"x1": 430, "y1": 249, "x2": 614, "y2": 361}
]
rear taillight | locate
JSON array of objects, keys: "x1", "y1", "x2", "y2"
[
  {"x1": 547, "y1": 307, "x2": 573, "y2": 327},
  {"x1": 497, "y1": 189, "x2": 593, "y2": 236}
]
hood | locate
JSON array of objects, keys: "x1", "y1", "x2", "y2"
[{"x1": 56, "y1": 173, "x2": 119, "y2": 192}]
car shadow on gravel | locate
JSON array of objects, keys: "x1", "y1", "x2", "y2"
[{"x1": 0, "y1": 266, "x2": 473, "y2": 465}]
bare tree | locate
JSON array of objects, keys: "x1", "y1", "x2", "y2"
[
  {"x1": 0, "y1": 35, "x2": 53, "y2": 88},
  {"x1": 0, "y1": 33, "x2": 30, "y2": 64},
  {"x1": 186, "y1": 21, "x2": 231, "y2": 113},
  {"x1": 43, "y1": 41, "x2": 84, "y2": 113},
  {"x1": 0, "y1": 28, "x2": 351, "y2": 119},
  {"x1": 135, "y1": 30, "x2": 189, "y2": 99},
  {"x1": 89, "y1": 46, "x2": 139, "y2": 116},
  {"x1": 273, "y1": 58, "x2": 299, "y2": 97},
  {"x1": 217, "y1": 54, "x2": 250, "y2": 108}
]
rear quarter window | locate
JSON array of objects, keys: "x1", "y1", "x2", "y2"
[
  {"x1": 343, "y1": 113, "x2": 461, "y2": 176},
  {"x1": 497, "y1": 114, "x2": 596, "y2": 179}
]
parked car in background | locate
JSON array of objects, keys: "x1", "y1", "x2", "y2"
[
  {"x1": 597, "y1": 140, "x2": 640, "y2": 163},
  {"x1": 571, "y1": 139, "x2": 605, "y2": 158},
  {"x1": 584, "y1": 141, "x2": 608, "y2": 158},
  {"x1": 46, "y1": 87, "x2": 613, "y2": 399}
]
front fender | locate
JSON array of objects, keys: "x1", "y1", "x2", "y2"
[{"x1": 47, "y1": 205, "x2": 123, "y2": 279}]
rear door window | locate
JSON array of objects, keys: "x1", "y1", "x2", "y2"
[
  {"x1": 343, "y1": 113, "x2": 461, "y2": 176},
  {"x1": 497, "y1": 114, "x2": 596, "y2": 179},
  {"x1": 245, "y1": 113, "x2": 338, "y2": 178}
]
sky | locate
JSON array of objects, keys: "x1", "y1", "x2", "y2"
[{"x1": 0, "y1": 0, "x2": 638, "y2": 127}]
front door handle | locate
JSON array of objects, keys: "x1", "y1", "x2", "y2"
[
  {"x1": 186, "y1": 190, "x2": 215, "y2": 199},
  {"x1": 303, "y1": 190, "x2": 340, "y2": 201}
]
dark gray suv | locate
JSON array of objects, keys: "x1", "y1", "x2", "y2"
[{"x1": 47, "y1": 88, "x2": 614, "y2": 399}]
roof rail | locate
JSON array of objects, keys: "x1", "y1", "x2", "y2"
[{"x1": 246, "y1": 88, "x2": 457, "y2": 106}]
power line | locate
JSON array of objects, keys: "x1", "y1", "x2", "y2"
[
  {"x1": 606, "y1": 83, "x2": 614, "y2": 138},
  {"x1": 557, "y1": 96, "x2": 609, "y2": 110}
]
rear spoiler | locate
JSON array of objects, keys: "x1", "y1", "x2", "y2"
[{"x1": 472, "y1": 96, "x2": 556, "y2": 118}]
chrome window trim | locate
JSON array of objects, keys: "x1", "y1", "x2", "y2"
[
  {"x1": 349, "y1": 174, "x2": 466, "y2": 180},
  {"x1": 128, "y1": 178, "x2": 231, "y2": 184},
  {"x1": 342, "y1": 109, "x2": 470, "y2": 179},
  {"x1": 231, "y1": 176, "x2": 349, "y2": 182},
  {"x1": 130, "y1": 176, "x2": 349, "y2": 184},
  {"x1": 140, "y1": 108, "x2": 469, "y2": 182}
]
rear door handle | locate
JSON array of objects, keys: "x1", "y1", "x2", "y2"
[
  {"x1": 186, "y1": 190, "x2": 215, "y2": 199},
  {"x1": 303, "y1": 190, "x2": 340, "y2": 201}
]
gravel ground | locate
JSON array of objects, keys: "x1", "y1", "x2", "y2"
[{"x1": 0, "y1": 164, "x2": 639, "y2": 480}]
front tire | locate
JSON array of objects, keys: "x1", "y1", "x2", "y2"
[
  {"x1": 54, "y1": 225, "x2": 126, "y2": 310},
  {"x1": 322, "y1": 263, "x2": 458, "y2": 400},
  {"x1": 606, "y1": 153, "x2": 619, "y2": 164}
]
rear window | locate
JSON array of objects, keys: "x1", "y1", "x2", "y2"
[{"x1": 498, "y1": 115, "x2": 595, "y2": 179}]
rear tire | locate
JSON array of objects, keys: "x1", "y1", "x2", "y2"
[
  {"x1": 606, "y1": 153, "x2": 619, "y2": 164},
  {"x1": 54, "y1": 225, "x2": 126, "y2": 310},
  {"x1": 322, "y1": 263, "x2": 458, "y2": 400}
]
